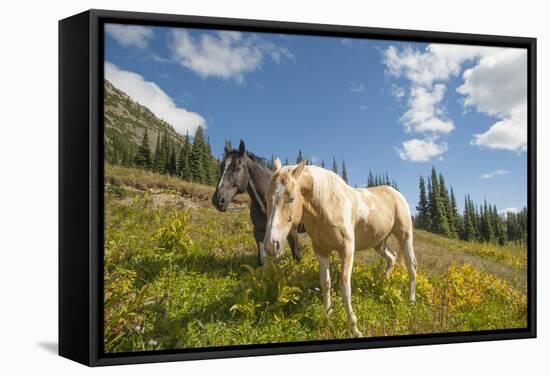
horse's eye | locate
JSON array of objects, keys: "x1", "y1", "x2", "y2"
[{"x1": 285, "y1": 197, "x2": 294, "y2": 204}]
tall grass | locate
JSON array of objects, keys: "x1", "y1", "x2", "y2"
[{"x1": 103, "y1": 166, "x2": 527, "y2": 353}]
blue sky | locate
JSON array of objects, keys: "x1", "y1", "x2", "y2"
[{"x1": 104, "y1": 24, "x2": 528, "y2": 214}]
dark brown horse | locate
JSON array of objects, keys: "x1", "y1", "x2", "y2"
[{"x1": 212, "y1": 140, "x2": 301, "y2": 266}]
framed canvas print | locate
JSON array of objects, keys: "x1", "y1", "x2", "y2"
[{"x1": 59, "y1": 9, "x2": 536, "y2": 366}]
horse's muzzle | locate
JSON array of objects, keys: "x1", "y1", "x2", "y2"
[
  {"x1": 264, "y1": 239, "x2": 282, "y2": 257},
  {"x1": 212, "y1": 194, "x2": 228, "y2": 212}
]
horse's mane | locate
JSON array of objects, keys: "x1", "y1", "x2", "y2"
[
  {"x1": 281, "y1": 165, "x2": 350, "y2": 208},
  {"x1": 227, "y1": 149, "x2": 270, "y2": 169}
]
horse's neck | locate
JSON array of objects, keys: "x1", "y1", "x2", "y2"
[
  {"x1": 298, "y1": 170, "x2": 322, "y2": 218},
  {"x1": 299, "y1": 168, "x2": 350, "y2": 220},
  {"x1": 246, "y1": 159, "x2": 271, "y2": 208}
]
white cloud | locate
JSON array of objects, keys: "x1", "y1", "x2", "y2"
[
  {"x1": 383, "y1": 43, "x2": 527, "y2": 160},
  {"x1": 384, "y1": 44, "x2": 491, "y2": 86},
  {"x1": 401, "y1": 84, "x2": 454, "y2": 134},
  {"x1": 105, "y1": 62, "x2": 205, "y2": 136},
  {"x1": 398, "y1": 138, "x2": 448, "y2": 162},
  {"x1": 169, "y1": 30, "x2": 294, "y2": 82},
  {"x1": 472, "y1": 107, "x2": 527, "y2": 151},
  {"x1": 458, "y1": 49, "x2": 527, "y2": 151},
  {"x1": 350, "y1": 83, "x2": 367, "y2": 93},
  {"x1": 105, "y1": 24, "x2": 153, "y2": 49},
  {"x1": 480, "y1": 169, "x2": 510, "y2": 179}
]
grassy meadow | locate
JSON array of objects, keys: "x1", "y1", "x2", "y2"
[{"x1": 103, "y1": 165, "x2": 527, "y2": 353}]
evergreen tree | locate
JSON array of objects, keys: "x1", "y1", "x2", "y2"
[
  {"x1": 341, "y1": 160, "x2": 348, "y2": 183},
  {"x1": 428, "y1": 167, "x2": 451, "y2": 237},
  {"x1": 177, "y1": 144, "x2": 190, "y2": 181},
  {"x1": 450, "y1": 187, "x2": 462, "y2": 238},
  {"x1": 296, "y1": 150, "x2": 304, "y2": 164},
  {"x1": 462, "y1": 195, "x2": 476, "y2": 241},
  {"x1": 284, "y1": 157, "x2": 289, "y2": 165},
  {"x1": 480, "y1": 199, "x2": 495, "y2": 242},
  {"x1": 162, "y1": 132, "x2": 170, "y2": 174},
  {"x1": 392, "y1": 179, "x2": 399, "y2": 190},
  {"x1": 416, "y1": 175, "x2": 430, "y2": 230},
  {"x1": 332, "y1": 157, "x2": 338, "y2": 174},
  {"x1": 492, "y1": 204, "x2": 506, "y2": 245},
  {"x1": 134, "y1": 129, "x2": 151, "y2": 169},
  {"x1": 367, "y1": 170, "x2": 374, "y2": 187},
  {"x1": 152, "y1": 132, "x2": 162, "y2": 172},
  {"x1": 209, "y1": 158, "x2": 220, "y2": 185},
  {"x1": 321, "y1": 159, "x2": 326, "y2": 168},
  {"x1": 180, "y1": 132, "x2": 192, "y2": 181},
  {"x1": 168, "y1": 148, "x2": 177, "y2": 176},
  {"x1": 439, "y1": 174, "x2": 457, "y2": 238},
  {"x1": 223, "y1": 139, "x2": 233, "y2": 156},
  {"x1": 153, "y1": 131, "x2": 167, "y2": 174},
  {"x1": 203, "y1": 137, "x2": 215, "y2": 185},
  {"x1": 189, "y1": 126, "x2": 206, "y2": 183}
]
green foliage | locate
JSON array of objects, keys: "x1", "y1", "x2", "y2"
[
  {"x1": 296, "y1": 150, "x2": 304, "y2": 164},
  {"x1": 367, "y1": 169, "x2": 399, "y2": 190},
  {"x1": 341, "y1": 160, "x2": 348, "y2": 183},
  {"x1": 223, "y1": 140, "x2": 232, "y2": 156},
  {"x1": 103, "y1": 166, "x2": 527, "y2": 353},
  {"x1": 134, "y1": 129, "x2": 152, "y2": 169},
  {"x1": 415, "y1": 175, "x2": 430, "y2": 230},
  {"x1": 152, "y1": 210, "x2": 192, "y2": 253},
  {"x1": 105, "y1": 80, "x2": 219, "y2": 187},
  {"x1": 428, "y1": 167, "x2": 451, "y2": 237},
  {"x1": 416, "y1": 167, "x2": 527, "y2": 246}
]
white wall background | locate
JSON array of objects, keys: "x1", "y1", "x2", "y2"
[{"x1": 0, "y1": 0, "x2": 546, "y2": 374}]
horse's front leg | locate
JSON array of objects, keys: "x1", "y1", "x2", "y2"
[
  {"x1": 287, "y1": 227, "x2": 301, "y2": 263},
  {"x1": 339, "y1": 242, "x2": 362, "y2": 337},
  {"x1": 253, "y1": 228, "x2": 266, "y2": 267}
]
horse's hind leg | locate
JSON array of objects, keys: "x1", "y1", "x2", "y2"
[
  {"x1": 399, "y1": 232, "x2": 417, "y2": 303},
  {"x1": 287, "y1": 227, "x2": 301, "y2": 262},
  {"x1": 315, "y1": 251, "x2": 332, "y2": 316},
  {"x1": 375, "y1": 240, "x2": 396, "y2": 278}
]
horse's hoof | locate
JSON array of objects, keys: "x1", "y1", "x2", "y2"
[{"x1": 352, "y1": 328, "x2": 363, "y2": 338}]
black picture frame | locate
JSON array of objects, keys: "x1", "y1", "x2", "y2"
[{"x1": 59, "y1": 8, "x2": 537, "y2": 367}]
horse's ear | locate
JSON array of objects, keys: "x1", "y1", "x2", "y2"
[
  {"x1": 292, "y1": 160, "x2": 306, "y2": 179},
  {"x1": 238, "y1": 140, "x2": 246, "y2": 156},
  {"x1": 273, "y1": 158, "x2": 282, "y2": 172}
]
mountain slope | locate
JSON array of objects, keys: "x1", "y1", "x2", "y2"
[{"x1": 103, "y1": 79, "x2": 186, "y2": 163}]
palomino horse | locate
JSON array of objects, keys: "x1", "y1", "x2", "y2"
[
  {"x1": 212, "y1": 140, "x2": 301, "y2": 266},
  {"x1": 263, "y1": 159, "x2": 417, "y2": 337}
]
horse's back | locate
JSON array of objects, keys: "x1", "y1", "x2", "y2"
[{"x1": 356, "y1": 186, "x2": 413, "y2": 243}]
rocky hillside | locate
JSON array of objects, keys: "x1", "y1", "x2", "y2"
[{"x1": 103, "y1": 79, "x2": 185, "y2": 163}]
